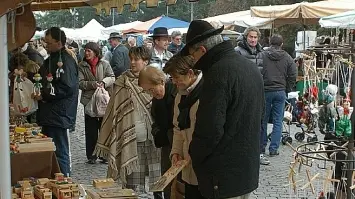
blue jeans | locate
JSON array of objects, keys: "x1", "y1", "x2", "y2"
[
  {"x1": 42, "y1": 126, "x2": 71, "y2": 177},
  {"x1": 261, "y1": 91, "x2": 286, "y2": 153}
]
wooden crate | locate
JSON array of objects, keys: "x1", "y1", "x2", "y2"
[{"x1": 17, "y1": 142, "x2": 55, "y2": 153}]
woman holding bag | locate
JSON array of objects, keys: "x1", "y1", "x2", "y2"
[{"x1": 78, "y1": 42, "x2": 115, "y2": 164}]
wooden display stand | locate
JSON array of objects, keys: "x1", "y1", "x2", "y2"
[
  {"x1": 17, "y1": 142, "x2": 55, "y2": 153},
  {"x1": 10, "y1": 124, "x2": 55, "y2": 154}
]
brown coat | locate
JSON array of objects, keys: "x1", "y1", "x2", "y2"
[{"x1": 170, "y1": 93, "x2": 199, "y2": 185}]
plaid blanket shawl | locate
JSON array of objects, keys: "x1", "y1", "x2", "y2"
[{"x1": 94, "y1": 70, "x2": 152, "y2": 184}]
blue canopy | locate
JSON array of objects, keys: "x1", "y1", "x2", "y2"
[{"x1": 148, "y1": 16, "x2": 190, "y2": 33}]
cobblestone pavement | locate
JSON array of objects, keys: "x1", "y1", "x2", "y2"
[{"x1": 70, "y1": 101, "x2": 337, "y2": 199}]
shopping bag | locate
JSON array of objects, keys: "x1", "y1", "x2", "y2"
[
  {"x1": 84, "y1": 89, "x2": 99, "y2": 117},
  {"x1": 84, "y1": 87, "x2": 110, "y2": 117},
  {"x1": 95, "y1": 87, "x2": 110, "y2": 117},
  {"x1": 12, "y1": 77, "x2": 38, "y2": 116}
]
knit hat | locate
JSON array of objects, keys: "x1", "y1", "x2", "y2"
[{"x1": 84, "y1": 42, "x2": 101, "y2": 57}]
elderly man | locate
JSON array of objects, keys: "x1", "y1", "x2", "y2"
[
  {"x1": 36, "y1": 27, "x2": 79, "y2": 177},
  {"x1": 125, "y1": 36, "x2": 137, "y2": 50},
  {"x1": 149, "y1": 27, "x2": 173, "y2": 70},
  {"x1": 235, "y1": 27, "x2": 264, "y2": 71},
  {"x1": 168, "y1": 30, "x2": 185, "y2": 54},
  {"x1": 108, "y1": 32, "x2": 130, "y2": 77},
  {"x1": 182, "y1": 20, "x2": 264, "y2": 199},
  {"x1": 235, "y1": 26, "x2": 269, "y2": 166}
]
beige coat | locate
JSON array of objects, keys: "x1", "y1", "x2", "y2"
[
  {"x1": 78, "y1": 59, "x2": 115, "y2": 106},
  {"x1": 170, "y1": 94, "x2": 199, "y2": 185}
]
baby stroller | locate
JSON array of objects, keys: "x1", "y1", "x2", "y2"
[
  {"x1": 267, "y1": 97, "x2": 296, "y2": 145},
  {"x1": 293, "y1": 92, "x2": 319, "y2": 143}
]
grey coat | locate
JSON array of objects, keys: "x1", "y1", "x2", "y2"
[
  {"x1": 150, "y1": 48, "x2": 173, "y2": 70},
  {"x1": 78, "y1": 59, "x2": 115, "y2": 106},
  {"x1": 110, "y1": 44, "x2": 130, "y2": 77}
]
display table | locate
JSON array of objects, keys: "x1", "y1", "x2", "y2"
[{"x1": 11, "y1": 151, "x2": 60, "y2": 185}]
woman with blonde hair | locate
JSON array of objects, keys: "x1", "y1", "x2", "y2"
[
  {"x1": 139, "y1": 66, "x2": 177, "y2": 199},
  {"x1": 163, "y1": 53, "x2": 204, "y2": 199}
]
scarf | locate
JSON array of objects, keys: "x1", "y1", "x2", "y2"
[
  {"x1": 86, "y1": 57, "x2": 99, "y2": 76},
  {"x1": 94, "y1": 70, "x2": 152, "y2": 184},
  {"x1": 177, "y1": 75, "x2": 203, "y2": 130}
]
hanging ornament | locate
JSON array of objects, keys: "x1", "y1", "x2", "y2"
[
  {"x1": 13, "y1": 69, "x2": 24, "y2": 91},
  {"x1": 33, "y1": 73, "x2": 42, "y2": 97},
  {"x1": 56, "y1": 54, "x2": 64, "y2": 78},
  {"x1": 46, "y1": 73, "x2": 55, "y2": 96}
]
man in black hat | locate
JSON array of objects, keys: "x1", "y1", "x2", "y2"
[
  {"x1": 149, "y1": 27, "x2": 173, "y2": 70},
  {"x1": 182, "y1": 20, "x2": 264, "y2": 199},
  {"x1": 108, "y1": 32, "x2": 130, "y2": 77}
]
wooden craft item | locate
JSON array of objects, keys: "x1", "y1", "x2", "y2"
[
  {"x1": 301, "y1": 169, "x2": 320, "y2": 194},
  {"x1": 350, "y1": 171, "x2": 355, "y2": 190},
  {"x1": 93, "y1": 178, "x2": 115, "y2": 189},
  {"x1": 329, "y1": 141, "x2": 348, "y2": 158},
  {"x1": 86, "y1": 188, "x2": 137, "y2": 199},
  {"x1": 287, "y1": 161, "x2": 298, "y2": 193},
  {"x1": 150, "y1": 160, "x2": 189, "y2": 192},
  {"x1": 320, "y1": 168, "x2": 340, "y2": 193},
  {"x1": 7, "y1": 3, "x2": 36, "y2": 51}
]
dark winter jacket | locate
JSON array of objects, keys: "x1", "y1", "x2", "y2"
[
  {"x1": 168, "y1": 42, "x2": 185, "y2": 55},
  {"x1": 151, "y1": 80, "x2": 177, "y2": 148},
  {"x1": 110, "y1": 44, "x2": 130, "y2": 77},
  {"x1": 189, "y1": 41, "x2": 264, "y2": 199},
  {"x1": 37, "y1": 47, "x2": 79, "y2": 129},
  {"x1": 234, "y1": 35, "x2": 263, "y2": 71},
  {"x1": 261, "y1": 47, "x2": 297, "y2": 93}
]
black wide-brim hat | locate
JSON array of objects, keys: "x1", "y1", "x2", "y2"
[
  {"x1": 149, "y1": 27, "x2": 169, "y2": 38},
  {"x1": 109, "y1": 32, "x2": 122, "y2": 40},
  {"x1": 181, "y1": 20, "x2": 224, "y2": 55}
]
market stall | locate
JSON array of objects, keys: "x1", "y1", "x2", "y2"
[{"x1": 1, "y1": 0, "x2": 180, "y2": 198}]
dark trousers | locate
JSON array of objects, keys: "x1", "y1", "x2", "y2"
[
  {"x1": 84, "y1": 114, "x2": 102, "y2": 160},
  {"x1": 161, "y1": 146, "x2": 172, "y2": 199},
  {"x1": 185, "y1": 182, "x2": 204, "y2": 199},
  {"x1": 42, "y1": 126, "x2": 71, "y2": 177}
]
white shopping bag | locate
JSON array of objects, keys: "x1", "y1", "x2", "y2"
[{"x1": 13, "y1": 77, "x2": 38, "y2": 116}]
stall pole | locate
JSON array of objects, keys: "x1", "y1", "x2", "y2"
[
  {"x1": 0, "y1": 14, "x2": 12, "y2": 199},
  {"x1": 347, "y1": 42, "x2": 355, "y2": 199}
]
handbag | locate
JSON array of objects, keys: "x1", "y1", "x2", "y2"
[{"x1": 284, "y1": 104, "x2": 293, "y2": 122}]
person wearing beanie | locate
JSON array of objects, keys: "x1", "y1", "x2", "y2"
[{"x1": 78, "y1": 42, "x2": 115, "y2": 164}]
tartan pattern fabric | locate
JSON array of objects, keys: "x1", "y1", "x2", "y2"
[{"x1": 126, "y1": 140, "x2": 161, "y2": 192}]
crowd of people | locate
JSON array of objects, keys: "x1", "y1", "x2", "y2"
[{"x1": 9, "y1": 19, "x2": 297, "y2": 199}]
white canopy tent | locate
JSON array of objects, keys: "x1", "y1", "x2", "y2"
[
  {"x1": 75, "y1": 19, "x2": 105, "y2": 41},
  {"x1": 202, "y1": 10, "x2": 274, "y2": 29},
  {"x1": 250, "y1": 0, "x2": 355, "y2": 27},
  {"x1": 319, "y1": 10, "x2": 355, "y2": 28},
  {"x1": 101, "y1": 21, "x2": 143, "y2": 38}
]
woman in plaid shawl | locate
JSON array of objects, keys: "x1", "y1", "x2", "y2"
[{"x1": 94, "y1": 47, "x2": 162, "y2": 198}]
